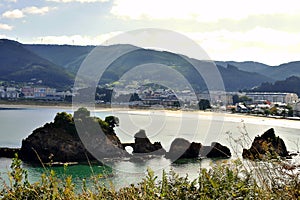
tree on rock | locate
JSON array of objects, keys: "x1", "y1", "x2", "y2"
[
  {"x1": 74, "y1": 107, "x2": 90, "y2": 120},
  {"x1": 105, "y1": 116, "x2": 119, "y2": 132},
  {"x1": 54, "y1": 112, "x2": 73, "y2": 125}
]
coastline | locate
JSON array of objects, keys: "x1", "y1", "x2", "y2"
[
  {"x1": 0, "y1": 102, "x2": 299, "y2": 120},
  {"x1": 0, "y1": 103, "x2": 299, "y2": 130}
]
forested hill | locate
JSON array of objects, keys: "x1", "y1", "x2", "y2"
[
  {"x1": 0, "y1": 39, "x2": 73, "y2": 89},
  {"x1": 251, "y1": 76, "x2": 300, "y2": 95},
  {"x1": 0, "y1": 38, "x2": 299, "y2": 92}
]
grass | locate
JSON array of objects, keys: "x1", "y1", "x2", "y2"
[{"x1": 0, "y1": 153, "x2": 299, "y2": 200}]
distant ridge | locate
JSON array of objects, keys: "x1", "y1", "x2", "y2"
[{"x1": 1, "y1": 39, "x2": 299, "y2": 92}]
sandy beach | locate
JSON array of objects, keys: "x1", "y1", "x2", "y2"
[{"x1": 1, "y1": 103, "x2": 299, "y2": 129}]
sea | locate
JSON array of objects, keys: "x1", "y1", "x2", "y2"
[{"x1": 0, "y1": 106, "x2": 299, "y2": 189}]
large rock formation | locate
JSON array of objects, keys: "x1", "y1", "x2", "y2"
[
  {"x1": 165, "y1": 138, "x2": 201, "y2": 160},
  {"x1": 132, "y1": 129, "x2": 166, "y2": 155},
  {"x1": 242, "y1": 128, "x2": 289, "y2": 160},
  {"x1": 19, "y1": 108, "x2": 127, "y2": 164}
]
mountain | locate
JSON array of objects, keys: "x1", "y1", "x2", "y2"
[
  {"x1": 25, "y1": 44, "x2": 94, "y2": 74},
  {"x1": 215, "y1": 64, "x2": 274, "y2": 91},
  {"x1": 1, "y1": 39, "x2": 298, "y2": 92},
  {"x1": 97, "y1": 48, "x2": 273, "y2": 92},
  {"x1": 215, "y1": 61, "x2": 271, "y2": 74},
  {"x1": 216, "y1": 61, "x2": 300, "y2": 80},
  {"x1": 263, "y1": 61, "x2": 300, "y2": 80},
  {"x1": 252, "y1": 76, "x2": 300, "y2": 96},
  {"x1": 0, "y1": 39, "x2": 74, "y2": 89}
]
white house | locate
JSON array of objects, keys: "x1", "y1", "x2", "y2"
[{"x1": 293, "y1": 101, "x2": 300, "y2": 117}]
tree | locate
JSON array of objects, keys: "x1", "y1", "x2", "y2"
[
  {"x1": 238, "y1": 96, "x2": 252, "y2": 104},
  {"x1": 53, "y1": 112, "x2": 76, "y2": 134},
  {"x1": 270, "y1": 107, "x2": 278, "y2": 115},
  {"x1": 286, "y1": 105, "x2": 294, "y2": 117},
  {"x1": 198, "y1": 99, "x2": 211, "y2": 110},
  {"x1": 129, "y1": 93, "x2": 141, "y2": 102},
  {"x1": 73, "y1": 107, "x2": 90, "y2": 120},
  {"x1": 232, "y1": 95, "x2": 239, "y2": 105},
  {"x1": 54, "y1": 112, "x2": 73, "y2": 124},
  {"x1": 105, "y1": 116, "x2": 119, "y2": 130},
  {"x1": 264, "y1": 109, "x2": 271, "y2": 116}
]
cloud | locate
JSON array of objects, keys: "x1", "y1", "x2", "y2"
[
  {"x1": 22, "y1": 6, "x2": 56, "y2": 15},
  {"x1": 111, "y1": 0, "x2": 300, "y2": 22},
  {"x1": 0, "y1": 23, "x2": 13, "y2": 30},
  {"x1": 2, "y1": 6, "x2": 55, "y2": 19},
  {"x1": 31, "y1": 29, "x2": 300, "y2": 65},
  {"x1": 184, "y1": 27, "x2": 300, "y2": 65},
  {"x1": 2, "y1": 9, "x2": 24, "y2": 19},
  {"x1": 47, "y1": 0, "x2": 109, "y2": 3},
  {"x1": 4, "y1": 0, "x2": 17, "y2": 2}
]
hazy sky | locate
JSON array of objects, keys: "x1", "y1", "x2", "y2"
[{"x1": 0, "y1": 0, "x2": 300, "y2": 65}]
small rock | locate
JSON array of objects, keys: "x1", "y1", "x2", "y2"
[{"x1": 132, "y1": 129, "x2": 166, "y2": 155}]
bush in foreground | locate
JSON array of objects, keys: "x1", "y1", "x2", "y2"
[{"x1": 0, "y1": 155, "x2": 299, "y2": 199}]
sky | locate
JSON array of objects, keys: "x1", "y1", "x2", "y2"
[{"x1": 0, "y1": 0, "x2": 300, "y2": 65}]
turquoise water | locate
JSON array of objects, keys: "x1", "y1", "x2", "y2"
[{"x1": 0, "y1": 106, "x2": 299, "y2": 188}]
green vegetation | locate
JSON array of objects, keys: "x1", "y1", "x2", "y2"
[
  {"x1": 232, "y1": 95, "x2": 252, "y2": 105},
  {"x1": 253, "y1": 76, "x2": 300, "y2": 96},
  {"x1": 1, "y1": 154, "x2": 299, "y2": 199},
  {"x1": 198, "y1": 99, "x2": 211, "y2": 110},
  {"x1": 0, "y1": 39, "x2": 74, "y2": 89}
]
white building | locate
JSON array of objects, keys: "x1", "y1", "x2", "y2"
[
  {"x1": 293, "y1": 101, "x2": 300, "y2": 117},
  {"x1": 245, "y1": 92, "x2": 298, "y2": 104}
]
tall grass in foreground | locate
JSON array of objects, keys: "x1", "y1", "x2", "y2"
[{"x1": 0, "y1": 153, "x2": 299, "y2": 200}]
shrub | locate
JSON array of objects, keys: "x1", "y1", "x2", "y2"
[{"x1": 1, "y1": 155, "x2": 299, "y2": 199}]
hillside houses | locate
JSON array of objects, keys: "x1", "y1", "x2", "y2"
[{"x1": 0, "y1": 87, "x2": 19, "y2": 99}]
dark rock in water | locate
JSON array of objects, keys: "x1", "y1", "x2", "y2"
[
  {"x1": 166, "y1": 138, "x2": 231, "y2": 160},
  {"x1": 132, "y1": 129, "x2": 166, "y2": 155},
  {"x1": 242, "y1": 128, "x2": 289, "y2": 160},
  {"x1": 19, "y1": 109, "x2": 127, "y2": 164},
  {"x1": 165, "y1": 138, "x2": 201, "y2": 160},
  {"x1": 200, "y1": 142, "x2": 231, "y2": 158},
  {"x1": 0, "y1": 147, "x2": 20, "y2": 158}
]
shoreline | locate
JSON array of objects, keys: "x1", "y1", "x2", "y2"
[{"x1": 0, "y1": 103, "x2": 299, "y2": 126}]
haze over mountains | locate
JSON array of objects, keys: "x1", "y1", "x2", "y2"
[{"x1": 1, "y1": 39, "x2": 299, "y2": 93}]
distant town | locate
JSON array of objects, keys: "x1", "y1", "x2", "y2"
[{"x1": 0, "y1": 83, "x2": 299, "y2": 118}]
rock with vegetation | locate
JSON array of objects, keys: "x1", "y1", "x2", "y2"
[
  {"x1": 132, "y1": 129, "x2": 166, "y2": 155},
  {"x1": 200, "y1": 142, "x2": 231, "y2": 158},
  {"x1": 242, "y1": 128, "x2": 289, "y2": 160},
  {"x1": 165, "y1": 138, "x2": 201, "y2": 160},
  {"x1": 19, "y1": 108, "x2": 127, "y2": 164}
]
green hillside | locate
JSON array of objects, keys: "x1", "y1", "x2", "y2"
[
  {"x1": 252, "y1": 76, "x2": 300, "y2": 95},
  {"x1": 25, "y1": 44, "x2": 94, "y2": 74},
  {"x1": 0, "y1": 39, "x2": 74, "y2": 89},
  {"x1": 1, "y1": 39, "x2": 299, "y2": 92}
]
